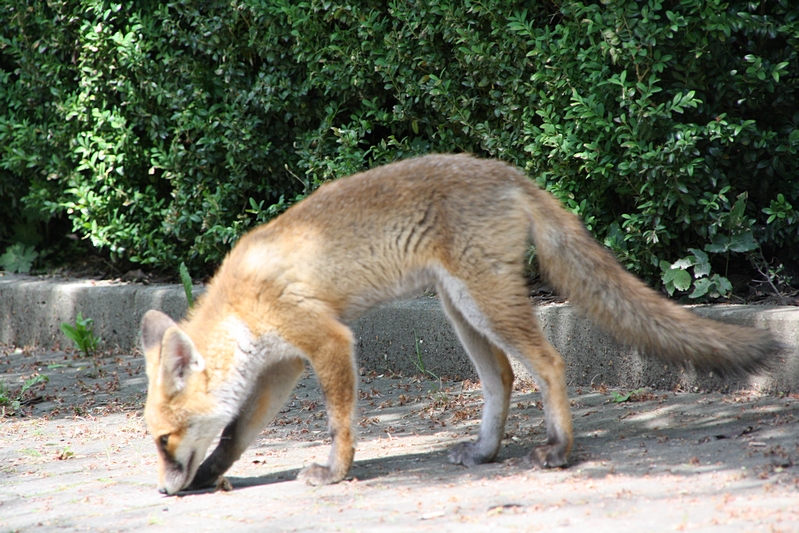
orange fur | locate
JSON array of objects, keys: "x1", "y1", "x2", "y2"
[{"x1": 141, "y1": 154, "x2": 779, "y2": 495}]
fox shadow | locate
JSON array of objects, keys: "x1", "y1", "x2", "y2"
[
  {"x1": 176, "y1": 389, "x2": 799, "y2": 496},
  {"x1": 179, "y1": 442, "x2": 538, "y2": 495}
]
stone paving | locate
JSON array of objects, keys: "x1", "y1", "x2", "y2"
[{"x1": 1, "y1": 345, "x2": 798, "y2": 532}]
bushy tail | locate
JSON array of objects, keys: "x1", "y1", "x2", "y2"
[{"x1": 523, "y1": 183, "x2": 781, "y2": 376}]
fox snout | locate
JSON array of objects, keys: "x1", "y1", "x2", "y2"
[{"x1": 156, "y1": 448, "x2": 199, "y2": 495}]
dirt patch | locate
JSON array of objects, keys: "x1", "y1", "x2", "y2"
[{"x1": 2, "y1": 345, "x2": 798, "y2": 532}]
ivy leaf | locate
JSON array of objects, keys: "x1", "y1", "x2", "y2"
[
  {"x1": 671, "y1": 257, "x2": 695, "y2": 269},
  {"x1": 705, "y1": 234, "x2": 731, "y2": 254},
  {"x1": 687, "y1": 248, "x2": 708, "y2": 263},
  {"x1": 663, "y1": 267, "x2": 692, "y2": 291},
  {"x1": 728, "y1": 230, "x2": 759, "y2": 253},
  {"x1": 689, "y1": 277, "x2": 711, "y2": 298},
  {"x1": 714, "y1": 274, "x2": 733, "y2": 297},
  {"x1": 728, "y1": 192, "x2": 748, "y2": 228}
]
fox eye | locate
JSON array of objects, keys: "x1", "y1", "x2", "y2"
[{"x1": 158, "y1": 435, "x2": 169, "y2": 449}]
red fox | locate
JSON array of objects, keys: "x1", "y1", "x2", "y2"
[{"x1": 141, "y1": 154, "x2": 779, "y2": 495}]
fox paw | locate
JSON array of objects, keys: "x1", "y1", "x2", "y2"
[
  {"x1": 297, "y1": 462, "x2": 344, "y2": 486},
  {"x1": 215, "y1": 476, "x2": 233, "y2": 492},
  {"x1": 447, "y1": 442, "x2": 495, "y2": 467},
  {"x1": 526, "y1": 444, "x2": 568, "y2": 469}
]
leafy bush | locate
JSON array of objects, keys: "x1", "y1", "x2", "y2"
[{"x1": 1, "y1": 0, "x2": 797, "y2": 288}]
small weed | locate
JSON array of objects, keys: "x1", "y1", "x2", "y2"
[
  {"x1": 610, "y1": 387, "x2": 647, "y2": 403},
  {"x1": 61, "y1": 312, "x2": 100, "y2": 357},
  {"x1": 20, "y1": 374, "x2": 48, "y2": 395},
  {"x1": 19, "y1": 448, "x2": 42, "y2": 458},
  {"x1": 409, "y1": 332, "x2": 447, "y2": 402},
  {"x1": 179, "y1": 262, "x2": 194, "y2": 308},
  {"x1": 0, "y1": 381, "x2": 12, "y2": 409},
  {"x1": 56, "y1": 447, "x2": 75, "y2": 460},
  {"x1": 409, "y1": 332, "x2": 440, "y2": 382},
  {"x1": 0, "y1": 243, "x2": 38, "y2": 274},
  {"x1": 750, "y1": 249, "x2": 795, "y2": 304},
  {"x1": 660, "y1": 248, "x2": 733, "y2": 300},
  {"x1": 0, "y1": 374, "x2": 49, "y2": 415}
]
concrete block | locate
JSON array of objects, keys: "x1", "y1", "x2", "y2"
[
  {"x1": 354, "y1": 298, "x2": 799, "y2": 393},
  {"x1": 1, "y1": 274, "x2": 796, "y2": 392},
  {"x1": 0, "y1": 275, "x2": 195, "y2": 351}
]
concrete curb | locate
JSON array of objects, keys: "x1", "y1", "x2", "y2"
[{"x1": 1, "y1": 273, "x2": 797, "y2": 392}]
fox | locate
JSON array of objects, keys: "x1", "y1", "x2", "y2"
[{"x1": 140, "y1": 153, "x2": 780, "y2": 495}]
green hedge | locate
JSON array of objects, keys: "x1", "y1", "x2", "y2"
[{"x1": 1, "y1": 0, "x2": 797, "y2": 286}]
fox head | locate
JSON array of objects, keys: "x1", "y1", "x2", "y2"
[{"x1": 141, "y1": 309, "x2": 225, "y2": 495}]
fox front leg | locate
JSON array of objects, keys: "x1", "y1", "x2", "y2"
[
  {"x1": 187, "y1": 357, "x2": 305, "y2": 491},
  {"x1": 290, "y1": 319, "x2": 358, "y2": 486},
  {"x1": 185, "y1": 418, "x2": 241, "y2": 491}
]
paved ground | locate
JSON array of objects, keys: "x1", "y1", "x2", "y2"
[{"x1": 1, "y1": 345, "x2": 798, "y2": 532}]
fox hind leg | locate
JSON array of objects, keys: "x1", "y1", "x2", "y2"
[
  {"x1": 439, "y1": 290, "x2": 514, "y2": 466},
  {"x1": 515, "y1": 336, "x2": 573, "y2": 468},
  {"x1": 441, "y1": 276, "x2": 573, "y2": 469}
]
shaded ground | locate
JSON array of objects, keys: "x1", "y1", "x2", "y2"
[{"x1": 1, "y1": 345, "x2": 798, "y2": 532}]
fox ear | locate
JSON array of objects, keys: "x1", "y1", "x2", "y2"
[
  {"x1": 159, "y1": 325, "x2": 206, "y2": 396},
  {"x1": 141, "y1": 310, "x2": 177, "y2": 378}
]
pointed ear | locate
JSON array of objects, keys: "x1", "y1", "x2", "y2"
[
  {"x1": 159, "y1": 325, "x2": 206, "y2": 397},
  {"x1": 142, "y1": 310, "x2": 177, "y2": 351},
  {"x1": 141, "y1": 310, "x2": 177, "y2": 378}
]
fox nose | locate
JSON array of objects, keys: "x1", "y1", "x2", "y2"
[{"x1": 158, "y1": 486, "x2": 167, "y2": 495}]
